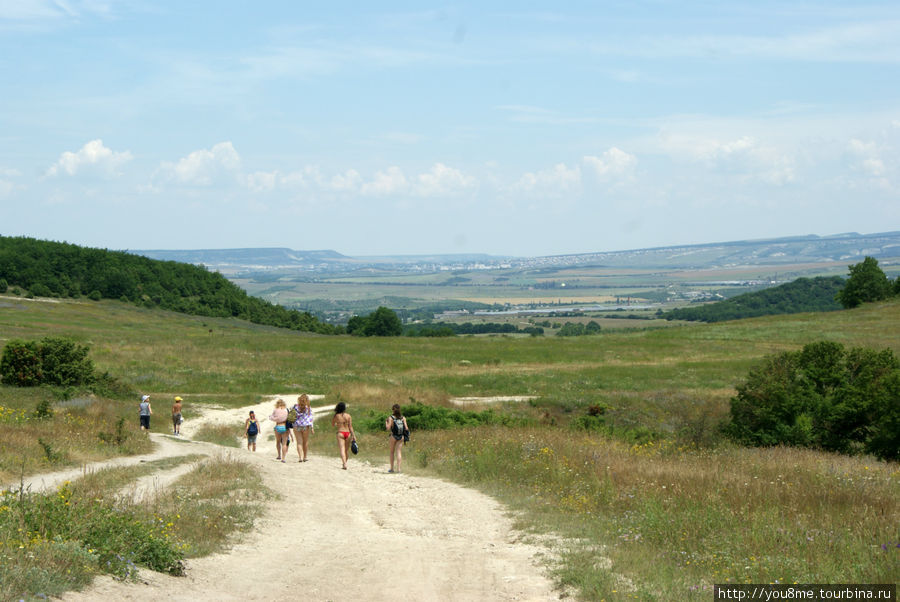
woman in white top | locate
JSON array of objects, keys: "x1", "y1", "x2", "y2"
[{"x1": 292, "y1": 394, "x2": 315, "y2": 462}]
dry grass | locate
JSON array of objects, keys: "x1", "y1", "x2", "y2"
[
  {"x1": 0, "y1": 398, "x2": 153, "y2": 484},
  {"x1": 410, "y1": 427, "x2": 900, "y2": 599}
]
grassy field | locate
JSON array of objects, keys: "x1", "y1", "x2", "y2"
[{"x1": 1, "y1": 295, "x2": 898, "y2": 599}]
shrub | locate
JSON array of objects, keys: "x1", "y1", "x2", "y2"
[
  {"x1": 726, "y1": 341, "x2": 900, "y2": 460},
  {"x1": 29, "y1": 282, "x2": 52, "y2": 297},
  {"x1": 0, "y1": 337, "x2": 96, "y2": 388},
  {"x1": 88, "y1": 290, "x2": 102, "y2": 301},
  {"x1": 34, "y1": 399, "x2": 54, "y2": 420},
  {"x1": 0, "y1": 340, "x2": 43, "y2": 386}
]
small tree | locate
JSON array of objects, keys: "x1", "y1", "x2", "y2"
[
  {"x1": 364, "y1": 306, "x2": 402, "y2": 336},
  {"x1": 836, "y1": 256, "x2": 891, "y2": 308}
]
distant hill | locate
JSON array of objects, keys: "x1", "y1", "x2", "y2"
[
  {"x1": 660, "y1": 276, "x2": 846, "y2": 322},
  {"x1": 0, "y1": 236, "x2": 338, "y2": 334},
  {"x1": 132, "y1": 231, "x2": 900, "y2": 274},
  {"x1": 543, "y1": 231, "x2": 900, "y2": 270}
]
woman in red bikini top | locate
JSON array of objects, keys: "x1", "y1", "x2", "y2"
[{"x1": 331, "y1": 401, "x2": 355, "y2": 470}]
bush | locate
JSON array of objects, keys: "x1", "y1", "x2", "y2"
[
  {"x1": 726, "y1": 341, "x2": 900, "y2": 460},
  {"x1": 29, "y1": 282, "x2": 52, "y2": 297},
  {"x1": 0, "y1": 337, "x2": 96, "y2": 388},
  {"x1": 0, "y1": 340, "x2": 43, "y2": 386}
]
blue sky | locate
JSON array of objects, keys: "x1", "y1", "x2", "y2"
[{"x1": 1, "y1": 1, "x2": 898, "y2": 256}]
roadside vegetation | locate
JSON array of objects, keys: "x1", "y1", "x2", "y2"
[{"x1": 0, "y1": 454, "x2": 266, "y2": 601}]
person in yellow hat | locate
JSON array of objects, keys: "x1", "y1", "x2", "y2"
[{"x1": 172, "y1": 396, "x2": 183, "y2": 436}]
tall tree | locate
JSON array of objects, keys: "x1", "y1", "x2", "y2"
[{"x1": 835, "y1": 256, "x2": 891, "y2": 308}]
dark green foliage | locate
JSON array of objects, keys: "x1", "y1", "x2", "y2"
[
  {"x1": 34, "y1": 399, "x2": 54, "y2": 420},
  {"x1": 0, "y1": 340, "x2": 43, "y2": 386},
  {"x1": 1, "y1": 336, "x2": 96, "y2": 388},
  {"x1": 726, "y1": 341, "x2": 900, "y2": 460},
  {"x1": 556, "y1": 321, "x2": 601, "y2": 336},
  {"x1": 347, "y1": 306, "x2": 402, "y2": 336},
  {"x1": 37, "y1": 337, "x2": 95, "y2": 386},
  {"x1": 37, "y1": 438, "x2": 65, "y2": 464},
  {"x1": 661, "y1": 276, "x2": 845, "y2": 322},
  {"x1": 836, "y1": 256, "x2": 892, "y2": 308},
  {"x1": 355, "y1": 400, "x2": 529, "y2": 433},
  {"x1": 0, "y1": 277, "x2": 8, "y2": 292},
  {"x1": 0, "y1": 236, "x2": 337, "y2": 333}
]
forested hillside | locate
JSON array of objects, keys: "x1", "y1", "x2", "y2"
[
  {"x1": 0, "y1": 236, "x2": 337, "y2": 334},
  {"x1": 660, "y1": 276, "x2": 846, "y2": 322}
]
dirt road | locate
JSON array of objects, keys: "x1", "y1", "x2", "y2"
[{"x1": 30, "y1": 397, "x2": 560, "y2": 601}]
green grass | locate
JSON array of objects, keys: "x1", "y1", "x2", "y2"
[{"x1": 2, "y1": 295, "x2": 899, "y2": 599}]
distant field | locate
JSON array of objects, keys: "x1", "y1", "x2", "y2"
[{"x1": 235, "y1": 260, "x2": 857, "y2": 314}]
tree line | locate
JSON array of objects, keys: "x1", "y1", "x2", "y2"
[
  {"x1": 659, "y1": 276, "x2": 846, "y2": 322},
  {"x1": 0, "y1": 236, "x2": 338, "y2": 334}
]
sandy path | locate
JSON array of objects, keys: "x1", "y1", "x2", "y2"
[{"x1": 23, "y1": 397, "x2": 560, "y2": 601}]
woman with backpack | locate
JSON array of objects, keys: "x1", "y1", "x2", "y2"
[
  {"x1": 385, "y1": 404, "x2": 409, "y2": 474},
  {"x1": 245, "y1": 410, "x2": 259, "y2": 452},
  {"x1": 292, "y1": 394, "x2": 314, "y2": 462},
  {"x1": 269, "y1": 399, "x2": 289, "y2": 462}
]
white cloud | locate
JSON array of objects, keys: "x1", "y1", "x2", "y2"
[
  {"x1": 279, "y1": 166, "x2": 325, "y2": 190},
  {"x1": 329, "y1": 169, "x2": 362, "y2": 192},
  {"x1": 361, "y1": 166, "x2": 409, "y2": 196},
  {"x1": 46, "y1": 139, "x2": 132, "y2": 177},
  {"x1": 583, "y1": 148, "x2": 637, "y2": 182},
  {"x1": 846, "y1": 138, "x2": 894, "y2": 188},
  {"x1": 579, "y1": 20, "x2": 900, "y2": 64},
  {"x1": 158, "y1": 142, "x2": 241, "y2": 186},
  {"x1": 0, "y1": 168, "x2": 19, "y2": 198},
  {"x1": 0, "y1": 0, "x2": 118, "y2": 25},
  {"x1": 246, "y1": 170, "x2": 278, "y2": 192},
  {"x1": 414, "y1": 163, "x2": 475, "y2": 197},
  {"x1": 512, "y1": 162, "x2": 581, "y2": 197},
  {"x1": 659, "y1": 133, "x2": 795, "y2": 185}
]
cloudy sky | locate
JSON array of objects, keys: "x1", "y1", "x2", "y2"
[{"x1": 1, "y1": 1, "x2": 898, "y2": 257}]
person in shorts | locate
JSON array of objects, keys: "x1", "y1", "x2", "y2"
[
  {"x1": 139, "y1": 394, "x2": 152, "y2": 430},
  {"x1": 245, "y1": 410, "x2": 259, "y2": 451},
  {"x1": 172, "y1": 396, "x2": 183, "y2": 436}
]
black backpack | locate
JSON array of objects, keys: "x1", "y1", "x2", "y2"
[
  {"x1": 391, "y1": 416, "x2": 405, "y2": 437},
  {"x1": 247, "y1": 420, "x2": 258, "y2": 436}
]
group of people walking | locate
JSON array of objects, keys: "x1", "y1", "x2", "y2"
[
  {"x1": 249, "y1": 394, "x2": 316, "y2": 462},
  {"x1": 140, "y1": 392, "x2": 411, "y2": 473},
  {"x1": 250, "y1": 396, "x2": 410, "y2": 472},
  {"x1": 137, "y1": 393, "x2": 183, "y2": 435}
]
